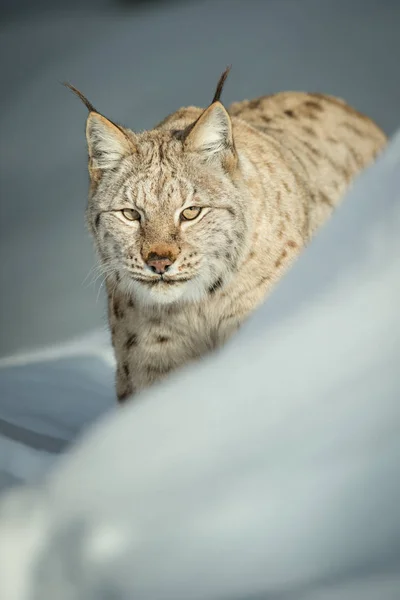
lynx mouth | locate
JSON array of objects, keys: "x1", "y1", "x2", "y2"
[
  {"x1": 133, "y1": 275, "x2": 191, "y2": 286},
  {"x1": 162, "y1": 276, "x2": 191, "y2": 284}
]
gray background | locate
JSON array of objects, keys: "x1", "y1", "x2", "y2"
[{"x1": 1, "y1": 0, "x2": 400, "y2": 357}]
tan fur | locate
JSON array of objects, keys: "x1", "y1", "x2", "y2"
[{"x1": 70, "y1": 73, "x2": 387, "y2": 402}]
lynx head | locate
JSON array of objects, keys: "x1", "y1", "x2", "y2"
[{"x1": 67, "y1": 68, "x2": 251, "y2": 306}]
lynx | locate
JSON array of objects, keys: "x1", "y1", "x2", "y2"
[{"x1": 67, "y1": 68, "x2": 386, "y2": 402}]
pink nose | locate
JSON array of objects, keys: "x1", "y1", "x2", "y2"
[{"x1": 146, "y1": 256, "x2": 173, "y2": 275}]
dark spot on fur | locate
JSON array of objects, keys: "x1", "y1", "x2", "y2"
[
  {"x1": 283, "y1": 181, "x2": 291, "y2": 193},
  {"x1": 115, "y1": 272, "x2": 120, "y2": 283},
  {"x1": 257, "y1": 275, "x2": 271, "y2": 287},
  {"x1": 208, "y1": 276, "x2": 224, "y2": 295},
  {"x1": 127, "y1": 297, "x2": 135, "y2": 308},
  {"x1": 287, "y1": 240, "x2": 297, "y2": 248},
  {"x1": 94, "y1": 214, "x2": 101, "y2": 229},
  {"x1": 304, "y1": 100, "x2": 323, "y2": 112},
  {"x1": 113, "y1": 300, "x2": 123, "y2": 320},
  {"x1": 126, "y1": 333, "x2": 138, "y2": 348},
  {"x1": 342, "y1": 122, "x2": 364, "y2": 137},
  {"x1": 278, "y1": 222, "x2": 286, "y2": 239},
  {"x1": 304, "y1": 141, "x2": 320, "y2": 156},
  {"x1": 325, "y1": 154, "x2": 352, "y2": 181},
  {"x1": 261, "y1": 115, "x2": 272, "y2": 124},
  {"x1": 275, "y1": 248, "x2": 288, "y2": 268},
  {"x1": 303, "y1": 126, "x2": 316, "y2": 137},
  {"x1": 157, "y1": 335, "x2": 170, "y2": 343},
  {"x1": 248, "y1": 98, "x2": 262, "y2": 109},
  {"x1": 123, "y1": 362, "x2": 130, "y2": 378},
  {"x1": 166, "y1": 303, "x2": 179, "y2": 315},
  {"x1": 320, "y1": 192, "x2": 334, "y2": 207},
  {"x1": 284, "y1": 109, "x2": 295, "y2": 118},
  {"x1": 234, "y1": 230, "x2": 245, "y2": 243},
  {"x1": 149, "y1": 315, "x2": 162, "y2": 325}
]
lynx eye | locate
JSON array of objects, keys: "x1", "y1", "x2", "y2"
[
  {"x1": 181, "y1": 206, "x2": 202, "y2": 221},
  {"x1": 121, "y1": 209, "x2": 140, "y2": 222}
]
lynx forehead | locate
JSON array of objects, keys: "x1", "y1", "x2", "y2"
[{"x1": 67, "y1": 67, "x2": 386, "y2": 401}]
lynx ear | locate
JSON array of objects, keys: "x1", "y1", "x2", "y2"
[
  {"x1": 86, "y1": 112, "x2": 135, "y2": 171},
  {"x1": 184, "y1": 102, "x2": 235, "y2": 163},
  {"x1": 64, "y1": 83, "x2": 136, "y2": 179}
]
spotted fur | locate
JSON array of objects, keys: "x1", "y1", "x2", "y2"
[{"x1": 67, "y1": 69, "x2": 387, "y2": 402}]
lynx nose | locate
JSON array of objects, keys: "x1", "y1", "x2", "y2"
[{"x1": 146, "y1": 253, "x2": 174, "y2": 275}]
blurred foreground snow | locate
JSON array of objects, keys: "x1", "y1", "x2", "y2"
[{"x1": 0, "y1": 133, "x2": 399, "y2": 599}]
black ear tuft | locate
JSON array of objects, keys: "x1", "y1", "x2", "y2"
[
  {"x1": 211, "y1": 66, "x2": 232, "y2": 105},
  {"x1": 63, "y1": 82, "x2": 97, "y2": 113}
]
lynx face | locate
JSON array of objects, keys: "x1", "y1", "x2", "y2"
[{"x1": 86, "y1": 106, "x2": 249, "y2": 306}]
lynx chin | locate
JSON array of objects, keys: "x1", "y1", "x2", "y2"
[{"x1": 66, "y1": 67, "x2": 386, "y2": 402}]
